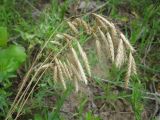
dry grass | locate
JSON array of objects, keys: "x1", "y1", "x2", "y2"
[
  {"x1": 67, "y1": 21, "x2": 78, "y2": 34},
  {"x1": 5, "y1": 13, "x2": 137, "y2": 120},
  {"x1": 53, "y1": 66, "x2": 58, "y2": 82},
  {"x1": 56, "y1": 58, "x2": 67, "y2": 89},
  {"x1": 70, "y1": 46, "x2": 88, "y2": 84},
  {"x1": 115, "y1": 39, "x2": 125, "y2": 68},
  {"x1": 77, "y1": 41, "x2": 91, "y2": 77}
]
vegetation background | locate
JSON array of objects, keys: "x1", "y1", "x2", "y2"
[{"x1": 0, "y1": 0, "x2": 160, "y2": 120}]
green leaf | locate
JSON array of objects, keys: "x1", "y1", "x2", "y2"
[
  {"x1": 0, "y1": 45, "x2": 26, "y2": 80},
  {"x1": 0, "y1": 27, "x2": 8, "y2": 47},
  {"x1": 6, "y1": 45, "x2": 26, "y2": 63},
  {"x1": 34, "y1": 114, "x2": 43, "y2": 120}
]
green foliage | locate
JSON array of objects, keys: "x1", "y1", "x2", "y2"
[
  {"x1": 0, "y1": 44, "x2": 26, "y2": 80},
  {"x1": 0, "y1": 25, "x2": 26, "y2": 81},
  {"x1": 34, "y1": 114, "x2": 43, "y2": 120},
  {"x1": 0, "y1": 27, "x2": 8, "y2": 47},
  {"x1": 131, "y1": 83, "x2": 144, "y2": 120},
  {"x1": 0, "y1": 89, "x2": 10, "y2": 117},
  {"x1": 0, "y1": 26, "x2": 26, "y2": 118}
]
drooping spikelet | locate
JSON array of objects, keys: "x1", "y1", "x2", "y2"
[
  {"x1": 93, "y1": 13, "x2": 118, "y2": 48},
  {"x1": 98, "y1": 27, "x2": 108, "y2": 46},
  {"x1": 94, "y1": 33, "x2": 102, "y2": 61},
  {"x1": 58, "y1": 60, "x2": 69, "y2": 79},
  {"x1": 96, "y1": 40, "x2": 102, "y2": 60},
  {"x1": 77, "y1": 41, "x2": 91, "y2": 77},
  {"x1": 66, "y1": 59, "x2": 74, "y2": 77},
  {"x1": 98, "y1": 27, "x2": 111, "y2": 59},
  {"x1": 50, "y1": 41, "x2": 61, "y2": 46},
  {"x1": 53, "y1": 66, "x2": 58, "y2": 82},
  {"x1": 70, "y1": 63, "x2": 81, "y2": 92},
  {"x1": 125, "y1": 52, "x2": 132, "y2": 88},
  {"x1": 56, "y1": 33, "x2": 64, "y2": 39},
  {"x1": 72, "y1": 20, "x2": 78, "y2": 26},
  {"x1": 63, "y1": 33, "x2": 76, "y2": 41},
  {"x1": 96, "y1": 18, "x2": 109, "y2": 31},
  {"x1": 120, "y1": 32, "x2": 135, "y2": 52},
  {"x1": 73, "y1": 76, "x2": 79, "y2": 92},
  {"x1": 55, "y1": 58, "x2": 66, "y2": 89},
  {"x1": 115, "y1": 39, "x2": 125, "y2": 68},
  {"x1": 109, "y1": 23, "x2": 118, "y2": 48},
  {"x1": 70, "y1": 63, "x2": 82, "y2": 82},
  {"x1": 131, "y1": 55, "x2": 137, "y2": 75},
  {"x1": 75, "y1": 18, "x2": 91, "y2": 34},
  {"x1": 106, "y1": 32, "x2": 115, "y2": 62},
  {"x1": 70, "y1": 47, "x2": 88, "y2": 84},
  {"x1": 67, "y1": 21, "x2": 78, "y2": 34},
  {"x1": 63, "y1": 62, "x2": 72, "y2": 80},
  {"x1": 93, "y1": 13, "x2": 114, "y2": 28}
]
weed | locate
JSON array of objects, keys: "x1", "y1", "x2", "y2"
[{"x1": 130, "y1": 82, "x2": 144, "y2": 120}]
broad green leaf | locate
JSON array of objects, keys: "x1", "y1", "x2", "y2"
[
  {"x1": 6, "y1": 45, "x2": 26, "y2": 63},
  {"x1": 0, "y1": 27, "x2": 8, "y2": 47},
  {"x1": 0, "y1": 45, "x2": 26, "y2": 80}
]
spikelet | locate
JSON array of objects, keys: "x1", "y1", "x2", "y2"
[
  {"x1": 106, "y1": 32, "x2": 114, "y2": 62},
  {"x1": 73, "y1": 76, "x2": 79, "y2": 92},
  {"x1": 63, "y1": 33, "x2": 76, "y2": 41},
  {"x1": 76, "y1": 41, "x2": 91, "y2": 77},
  {"x1": 110, "y1": 23, "x2": 118, "y2": 48},
  {"x1": 72, "y1": 20, "x2": 78, "y2": 26},
  {"x1": 93, "y1": 32, "x2": 99, "y2": 40},
  {"x1": 70, "y1": 63, "x2": 82, "y2": 82},
  {"x1": 75, "y1": 18, "x2": 91, "y2": 34},
  {"x1": 70, "y1": 47, "x2": 88, "y2": 84},
  {"x1": 53, "y1": 66, "x2": 58, "y2": 82},
  {"x1": 115, "y1": 39, "x2": 125, "y2": 68},
  {"x1": 98, "y1": 27, "x2": 108, "y2": 46},
  {"x1": 93, "y1": 13, "x2": 114, "y2": 28},
  {"x1": 70, "y1": 64, "x2": 80, "y2": 92},
  {"x1": 50, "y1": 41, "x2": 61, "y2": 46},
  {"x1": 96, "y1": 40, "x2": 102, "y2": 60},
  {"x1": 96, "y1": 18, "x2": 109, "y2": 31},
  {"x1": 66, "y1": 59, "x2": 74, "y2": 77},
  {"x1": 67, "y1": 21, "x2": 78, "y2": 34},
  {"x1": 58, "y1": 60, "x2": 69, "y2": 79},
  {"x1": 63, "y1": 62, "x2": 72, "y2": 80},
  {"x1": 93, "y1": 13, "x2": 118, "y2": 47},
  {"x1": 131, "y1": 55, "x2": 137, "y2": 75},
  {"x1": 98, "y1": 27, "x2": 111, "y2": 58},
  {"x1": 55, "y1": 58, "x2": 66, "y2": 89},
  {"x1": 125, "y1": 52, "x2": 132, "y2": 88},
  {"x1": 93, "y1": 34, "x2": 101, "y2": 60},
  {"x1": 39, "y1": 63, "x2": 53, "y2": 70},
  {"x1": 120, "y1": 32, "x2": 135, "y2": 52},
  {"x1": 56, "y1": 33, "x2": 64, "y2": 39}
]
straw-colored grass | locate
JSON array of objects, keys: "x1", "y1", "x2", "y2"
[
  {"x1": 115, "y1": 39, "x2": 125, "y2": 68},
  {"x1": 70, "y1": 47, "x2": 88, "y2": 84},
  {"x1": 77, "y1": 41, "x2": 91, "y2": 77},
  {"x1": 6, "y1": 13, "x2": 137, "y2": 120}
]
